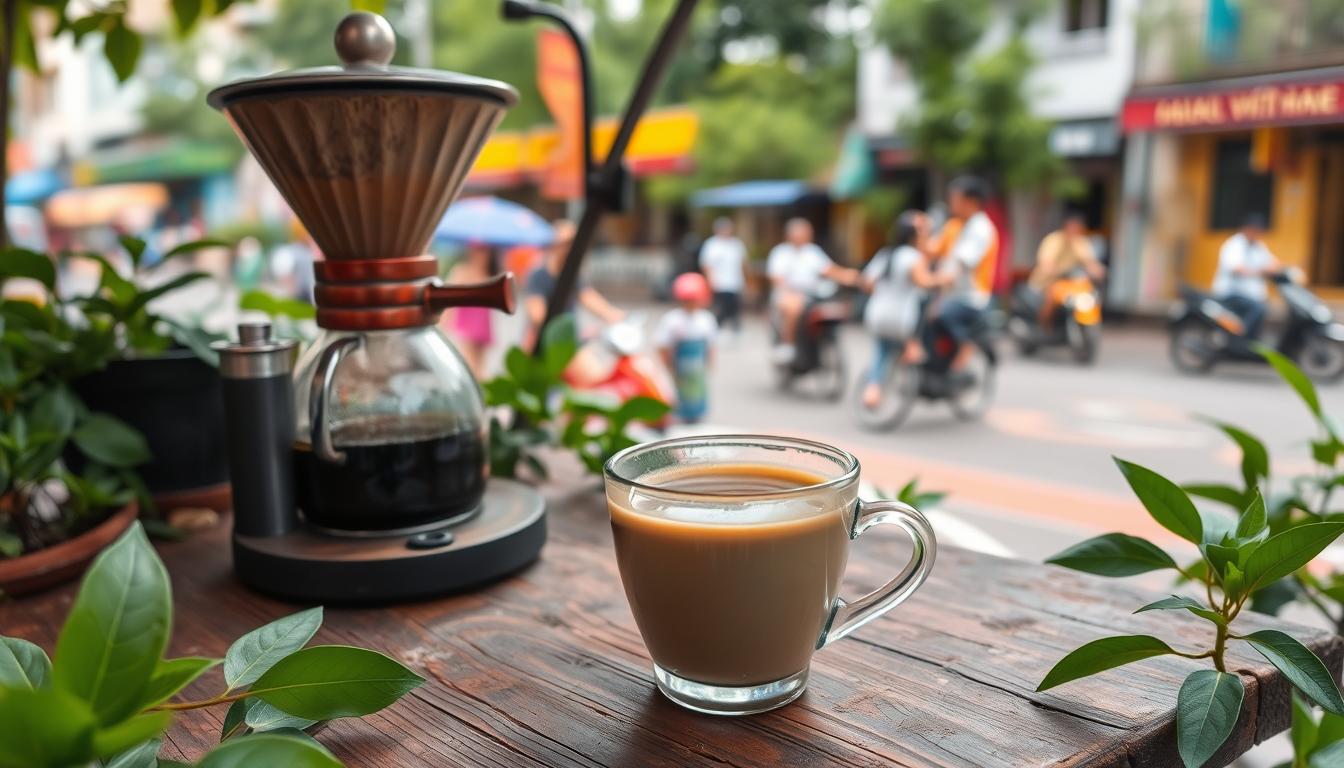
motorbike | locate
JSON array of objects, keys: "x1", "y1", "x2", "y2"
[
  {"x1": 1007, "y1": 270, "x2": 1102, "y2": 364},
  {"x1": 564, "y1": 314, "x2": 677, "y2": 425},
  {"x1": 852, "y1": 299, "x2": 998, "y2": 432},
  {"x1": 771, "y1": 284, "x2": 850, "y2": 401},
  {"x1": 1169, "y1": 269, "x2": 1344, "y2": 381}
]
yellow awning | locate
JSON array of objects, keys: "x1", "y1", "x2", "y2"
[{"x1": 46, "y1": 183, "x2": 170, "y2": 228}]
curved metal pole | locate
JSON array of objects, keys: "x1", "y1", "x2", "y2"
[
  {"x1": 501, "y1": 0, "x2": 596, "y2": 201},
  {"x1": 504, "y1": 0, "x2": 700, "y2": 348}
]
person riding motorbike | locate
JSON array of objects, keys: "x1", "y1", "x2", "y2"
[
  {"x1": 1028, "y1": 212, "x2": 1106, "y2": 325},
  {"x1": 930, "y1": 176, "x2": 999, "y2": 377},
  {"x1": 1212, "y1": 212, "x2": 1281, "y2": 341},
  {"x1": 859, "y1": 210, "x2": 947, "y2": 409},
  {"x1": 767, "y1": 218, "x2": 860, "y2": 363}
]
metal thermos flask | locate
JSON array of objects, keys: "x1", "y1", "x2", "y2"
[{"x1": 214, "y1": 323, "x2": 299, "y2": 537}]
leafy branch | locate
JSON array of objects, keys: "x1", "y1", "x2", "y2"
[{"x1": 0, "y1": 524, "x2": 422, "y2": 767}]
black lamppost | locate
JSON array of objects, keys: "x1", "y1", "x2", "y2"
[{"x1": 501, "y1": 0, "x2": 700, "y2": 348}]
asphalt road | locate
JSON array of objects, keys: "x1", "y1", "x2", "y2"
[{"x1": 692, "y1": 315, "x2": 1344, "y2": 565}]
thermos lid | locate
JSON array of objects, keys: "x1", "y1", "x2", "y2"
[{"x1": 213, "y1": 322, "x2": 299, "y2": 379}]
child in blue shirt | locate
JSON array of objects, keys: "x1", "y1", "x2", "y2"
[{"x1": 655, "y1": 273, "x2": 718, "y2": 424}]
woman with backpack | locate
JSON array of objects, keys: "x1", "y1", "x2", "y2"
[{"x1": 859, "y1": 210, "x2": 947, "y2": 409}]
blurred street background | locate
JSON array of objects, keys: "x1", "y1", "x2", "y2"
[{"x1": 8, "y1": 2, "x2": 1344, "y2": 762}]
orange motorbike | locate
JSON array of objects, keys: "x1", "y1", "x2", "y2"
[{"x1": 1008, "y1": 269, "x2": 1102, "y2": 364}]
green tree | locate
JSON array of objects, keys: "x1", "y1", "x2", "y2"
[
  {"x1": 1, "y1": 0, "x2": 233, "y2": 247},
  {"x1": 876, "y1": 0, "x2": 1070, "y2": 194}
]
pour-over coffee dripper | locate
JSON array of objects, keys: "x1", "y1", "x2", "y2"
[{"x1": 208, "y1": 12, "x2": 545, "y2": 602}]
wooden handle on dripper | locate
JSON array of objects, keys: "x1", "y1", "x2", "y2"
[{"x1": 424, "y1": 272, "x2": 516, "y2": 315}]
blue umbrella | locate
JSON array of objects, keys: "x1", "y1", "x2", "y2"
[{"x1": 434, "y1": 196, "x2": 554, "y2": 247}]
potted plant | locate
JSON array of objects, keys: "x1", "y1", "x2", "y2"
[
  {"x1": 63, "y1": 236, "x2": 234, "y2": 513},
  {"x1": 0, "y1": 249, "x2": 150, "y2": 595}
]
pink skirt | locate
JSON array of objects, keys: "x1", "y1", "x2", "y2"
[{"x1": 452, "y1": 306, "x2": 493, "y2": 345}]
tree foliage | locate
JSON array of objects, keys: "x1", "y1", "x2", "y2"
[{"x1": 876, "y1": 0, "x2": 1070, "y2": 192}]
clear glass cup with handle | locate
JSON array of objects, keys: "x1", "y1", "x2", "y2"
[{"x1": 603, "y1": 434, "x2": 937, "y2": 715}]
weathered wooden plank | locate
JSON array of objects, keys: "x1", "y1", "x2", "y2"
[{"x1": 0, "y1": 476, "x2": 1337, "y2": 768}]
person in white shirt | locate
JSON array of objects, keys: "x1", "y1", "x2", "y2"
[
  {"x1": 1212, "y1": 213, "x2": 1280, "y2": 339},
  {"x1": 767, "y1": 218, "x2": 859, "y2": 361},
  {"x1": 698, "y1": 217, "x2": 747, "y2": 332},
  {"x1": 933, "y1": 176, "x2": 999, "y2": 374}
]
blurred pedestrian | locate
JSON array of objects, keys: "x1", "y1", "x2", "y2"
[
  {"x1": 655, "y1": 272, "x2": 718, "y2": 424},
  {"x1": 523, "y1": 219, "x2": 625, "y2": 351},
  {"x1": 1212, "y1": 212, "x2": 1280, "y2": 340},
  {"x1": 445, "y1": 241, "x2": 497, "y2": 377},
  {"x1": 933, "y1": 176, "x2": 998, "y2": 375},
  {"x1": 698, "y1": 217, "x2": 746, "y2": 333},
  {"x1": 859, "y1": 211, "x2": 944, "y2": 409},
  {"x1": 767, "y1": 218, "x2": 859, "y2": 363}
]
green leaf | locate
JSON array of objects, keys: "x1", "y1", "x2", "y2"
[
  {"x1": 239, "y1": 289, "x2": 315, "y2": 321},
  {"x1": 1319, "y1": 709, "x2": 1344, "y2": 746},
  {"x1": 1259, "y1": 345, "x2": 1324, "y2": 421},
  {"x1": 244, "y1": 699, "x2": 318, "y2": 733},
  {"x1": 1291, "y1": 692, "x2": 1319, "y2": 757},
  {"x1": 1184, "y1": 483, "x2": 1248, "y2": 509},
  {"x1": 613, "y1": 396, "x2": 671, "y2": 425},
  {"x1": 1199, "y1": 418, "x2": 1269, "y2": 489},
  {"x1": 221, "y1": 698, "x2": 251, "y2": 740},
  {"x1": 1242, "y1": 630, "x2": 1344, "y2": 715},
  {"x1": 504, "y1": 347, "x2": 539, "y2": 390},
  {"x1": 197, "y1": 732, "x2": 341, "y2": 768},
  {"x1": 1115, "y1": 458, "x2": 1203, "y2": 544},
  {"x1": 105, "y1": 739, "x2": 162, "y2": 768},
  {"x1": 0, "y1": 248, "x2": 56, "y2": 290},
  {"x1": 1242, "y1": 522, "x2": 1344, "y2": 594},
  {"x1": 119, "y1": 236, "x2": 147, "y2": 270},
  {"x1": 53, "y1": 523, "x2": 172, "y2": 725},
  {"x1": 0, "y1": 687, "x2": 97, "y2": 768},
  {"x1": 250, "y1": 645, "x2": 424, "y2": 720},
  {"x1": 1203, "y1": 542, "x2": 1241, "y2": 582},
  {"x1": 1045, "y1": 533, "x2": 1178, "y2": 577},
  {"x1": 164, "y1": 239, "x2": 229, "y2": 261},
  {"x1": 103, "y1": 18, "x2": 142, "y2": 82},
  {"x1": 92, "y1": 712, "x2": 173, "y2": 760},
  {"x1": 0, "y1": 637, "x2": 51, "y2": 689},
  {"x1": 126, "y1": 271, "x2": 211, "y2": 316},
  {"x1": 1224, "y1": 562, "x2": 1245, "y2": 601},
  {"x1": 30, "y1": 385, "x2": 77, "y2": 440},
  {"x1": 1037, "y1": 635, "x2": 1176, "y2": 691},
  {"x1": 141, "y1": 657, "x2": 220, "y2": 708},
  {"x1": 163, "y1": 319, "x2": 222, "y2": 366},
  {"x1": 1312, "y1": 742, "x2": 1344, "y2": 768},
  {"x1": 171, "y1": 0, "x2": 203, "y2": 33},
  {"x1": 1236, "y1": 489, "x2": 1268, "y2": 539},
  {"x1": 224, "y1": 607, "x2": 323, "y2": 691},
  {"x1": 1176, "y1": 669, "x2": 1244, "y2": 768},
  {"x1": 72, "y1": 412, "x2": 152, "y2": 468},
  {"x1": 1134, "y1": 595, "x2": 1224, "y2": 626},
  {"x1": 1250, "y1": 578, "x2": 1300, "y2": 616}
]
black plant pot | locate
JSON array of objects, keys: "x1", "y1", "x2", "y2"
[{"x1": 73, "y1": 350, "x2": 229, "y2": 503}]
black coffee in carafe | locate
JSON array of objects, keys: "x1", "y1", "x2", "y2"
[{"x1": 293, "y1": 414, "x2": 486, "y2": 533}]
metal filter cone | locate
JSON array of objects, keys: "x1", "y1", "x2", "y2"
[{"x1": 209, "y1": 12, "x2": 517, "y2": 261}]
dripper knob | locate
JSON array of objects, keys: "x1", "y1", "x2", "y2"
[{"x1": 335, "y1": 11, "x2": 396, "y2": 67}]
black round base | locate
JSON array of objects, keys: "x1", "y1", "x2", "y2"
[{"x1": 232, "y1": 479, "x2": 546, "y2": 603}]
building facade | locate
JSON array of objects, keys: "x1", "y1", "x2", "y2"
[{"x1": 1114, "y1": 0, "x2": 1344, "y2": 311}]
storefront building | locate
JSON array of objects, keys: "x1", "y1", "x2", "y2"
[{"x1": 1112, "y1": 0, "x2": 1344, "y2": 311}]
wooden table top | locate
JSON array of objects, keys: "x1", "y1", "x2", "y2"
[{"x1": 2, "y1": 478, "x2": 1340, "y2": 768}]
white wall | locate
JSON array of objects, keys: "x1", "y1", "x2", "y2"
[{"x1": 858, "y1": 0, "x2": 1142, "y2": 135}]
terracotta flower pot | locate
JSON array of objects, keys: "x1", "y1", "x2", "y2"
[{"x1": 0, "y1": 502, "x2": 139, "y2": 597}]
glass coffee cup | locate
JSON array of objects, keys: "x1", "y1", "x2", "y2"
[{"x1": 603, "y1": 434, "x2": 937, "y2": 715}]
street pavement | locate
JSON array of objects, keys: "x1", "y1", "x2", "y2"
[{"x1": 696, "y1": 315, "x2": 1344, "y2": 566}]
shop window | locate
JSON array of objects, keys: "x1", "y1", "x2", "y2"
[
  {"x1": 1064, "y1": 0, "x2": 1108, "y2": 32},
  {"x1": 1210, "y1": 139, "x2": 1274, "y2": 231}
]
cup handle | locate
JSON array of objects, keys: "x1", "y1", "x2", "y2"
[{"x1": 817, "y1": 498, "x2": 937, "y2": 649}]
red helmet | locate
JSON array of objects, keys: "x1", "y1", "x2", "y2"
[{"x1": 672, "y1": 272, "x2": 711, "y2": 305}]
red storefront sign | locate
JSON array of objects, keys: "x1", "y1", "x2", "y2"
[{"x1": 1122, "y1": 78, "x2": 1344, "y2": 133}]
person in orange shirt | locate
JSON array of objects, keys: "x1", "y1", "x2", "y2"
[{"x1": 933, "y1": 176, "x2": 998, "y2": 373}]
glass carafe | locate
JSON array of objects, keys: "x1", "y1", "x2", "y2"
[{"x1": 292, "y1": 326, "x2": 487, "y2": 535}]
